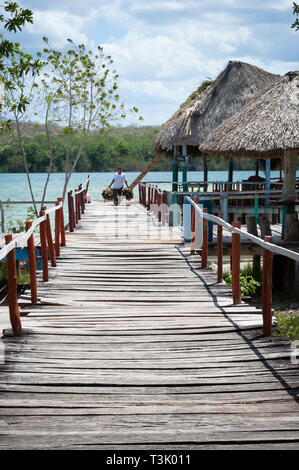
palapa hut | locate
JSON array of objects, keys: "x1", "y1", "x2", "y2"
[
  {"x1": 154, "y1": 60, "x2": 279, "y2": 189},
  {"x1": 200, "y1": 71, "x2": 299, "y2": 203},
  {"x1": 200, "y1": 70, "x2": 299, "y2": 290}
]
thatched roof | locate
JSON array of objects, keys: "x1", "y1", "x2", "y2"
[
  {"x1": 154, "y1": 61, "x2": 279, "y2": 155},
  {"x1": 200, "y1": 71, "x2": 299, "y2": 159}
]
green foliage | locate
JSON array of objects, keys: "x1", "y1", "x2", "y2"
[
  {"x1": 292, "y1": 2, "x2": 299, "y2": 30},
  {"x1": 5, "y1": 204, "x2": 36, "y2": 232},
  {"x1": 224, "y1": 269, "x2": 261, "y2": 297},
  {"x1": 0, "y1": 261, "x2": 29, "y2": 286},
  {"x1": 0, "y1": 1, "x2": 41, "y2": 130},
  {"x1": 0, "y1": 124, "x2": 263, "y2": 173},
  {"x1": 180, "y1": 78, "x2": 214, "y2": 109},
  {"x1": 277, "y1": 314, "x2": 299, "y2": 341}
]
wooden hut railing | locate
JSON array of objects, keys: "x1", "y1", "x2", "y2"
[
  {"x1": 67, "y1": 175, "x2": 90, "y2": 232},
  {"x1": 138, "y1": 182, "x2": 299, "y2": 223},
  {"x1": 0, "y1": 177, "x2": 90, "y2": 337},
  {"x1": 186, "y1": 196, "x2": 299, "y2": 336}
]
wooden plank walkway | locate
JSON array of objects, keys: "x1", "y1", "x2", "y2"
[{"x1": 0, "y1": 200, "x2": 298, "y2": 449}]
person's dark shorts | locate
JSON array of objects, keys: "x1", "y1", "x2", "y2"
[{"x1": 113, "y1": 187, "x2": 123, "y2": 205}]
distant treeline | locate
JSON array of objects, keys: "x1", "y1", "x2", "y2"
[{"x1": 0, "y1": 125, "x2": 275, "y2": 173}]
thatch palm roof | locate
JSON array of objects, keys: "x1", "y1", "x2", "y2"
[
  {"x1": 200, "y1": 71, "x2": 299, "y2": 159},
  {"x1": 154, "y1": 61, "x2": 279, "y2": 155}
]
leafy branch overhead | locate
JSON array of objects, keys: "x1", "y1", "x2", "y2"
[
  {"x1": 38, "y1": 38, "x2": 143, "y2": 202},
  {"x1": 292, "y1": 2, "x2": 299, "y2": 30}
]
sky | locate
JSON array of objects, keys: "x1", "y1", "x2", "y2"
[{"x1": 12, "y1": 1, "x2": 299, "y2": 126}]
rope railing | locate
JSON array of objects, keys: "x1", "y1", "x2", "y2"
[
  {"x1": 138, "y1": 182, "x2": 299, "y2": 336},
  {"x1": 185, "y1": 196, "x2": 299, "y2": 336},
  {"x1": 67, "y1": 175, "x2": 90, "y2": 232},
  {"x1": 1, "y1": 177, "x2": 90, "y2": 337}
]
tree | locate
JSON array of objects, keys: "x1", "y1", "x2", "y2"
[
  {"x1": 0, "y1": 1, "x2": 41, "y2": 212},
  {"x1": 292, "y1": 2, "x2": 299, "y2": 30},
  {"x1": 38, "y1": 38, "x2": 142, "y2": 203}
]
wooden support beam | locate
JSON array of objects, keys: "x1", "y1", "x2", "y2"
[
  {"x1": 201, "y1": 209, "x2": 208, "y2": 268},
  {"x1": 129, "y1": 154, "x2": 163, "y2": 190},
  {"x1": 217, "y1": 213, "x2": 223, "y2": 283},
  {"x1": 232, "y1": 221, "x2": 241, "y2": 304},
  {"x1": 262, "y1": 235, "x2": 273, "y2": 336}
]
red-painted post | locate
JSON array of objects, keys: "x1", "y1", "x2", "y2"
[
  {"x1": 158, "y1": 192, "x2": 162, "y2": 223},
  {"x1": 26, "y1": 221, "x2": 38, "y2": 304},
  {"x1": 43, "y1": 207, "x2": 56, "y2": 267},
  {"x1": 262, "y1": 235, "x2": 273, "y2": 336},
  {"x1": 57, "y1": 198, "x2": 66, "y2": 246},
  {"x1": 232, "y1": 221, "x2": 241, "y2": 304},
  {"x1": 40, "y1": 210, "x2": 48, "y2": 282},
  {"x1": 5, "y1": 234, "x2": 22, "y2": 335},
  {"x1": 201, "y1": 208, "x2": 208, "y2": 268},
  {"x1": 55, "y1": 202, "x2": 61, "y2": 257},
  {"x1": 76, "y1": 189, "x2": 81, "y2": 221},
  {"x1": 147, "y1": 185, "x2": 151, "y2": 211},
  {"x1": 68, "y1": 192, "x2": 74, "y2": 232},
  {"x1": 217, "y1": 213, "x2": 223, "y2": 283}
]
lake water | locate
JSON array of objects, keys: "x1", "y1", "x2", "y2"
[{"x1": 0, "y1": 169, "x2": 289, "y2": 231}]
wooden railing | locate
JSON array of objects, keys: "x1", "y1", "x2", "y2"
[
  {"x1": 67, "y1": 176, "x2": 90, "y2": 232},
  {"x1": 138, "y1": 182, "x2": 299, "y2": 336},
  {"x1": 0, "y1": 177, "x2": 90, "y2": 336},
  {"x1": 186, "y1": 196, "x2": 299, "y2": 336}
]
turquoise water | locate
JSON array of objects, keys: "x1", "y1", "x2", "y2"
[{"x1": 0, "y1": 170, "x2": 288, "y2": 230}]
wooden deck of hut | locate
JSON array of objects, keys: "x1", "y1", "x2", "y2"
[{"x1": 0, "y1": 199, "x2": 299, "y2": 449}]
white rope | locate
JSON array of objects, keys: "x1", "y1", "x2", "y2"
[
  {"x1": 186, "y1": 196, "x2": 299, "y2": 263},
  {"x1": 74, "y1": 177, "x2": 90, "y2": 195},
  {"x1": 45, "y1": 202, "x2": 62, "y2": 215},
  {"x1": 0, "y1": 212, "x2": 49, "y2": 260}
]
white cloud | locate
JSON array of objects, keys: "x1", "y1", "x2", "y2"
[
  {"x1": 27, "y1": 9, "x2": 97, "y2": 47},
  {"x1": 22, "y1": 0, "x2": 299, "y2": 124}
]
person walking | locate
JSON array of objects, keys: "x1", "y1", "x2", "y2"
[{"x1": 109, "y1": 167, "x2": 129, "y2": 206}]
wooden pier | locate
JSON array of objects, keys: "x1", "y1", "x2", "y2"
[{"x1": 0, "y1": 200, "x2": 298, "y2": 449}]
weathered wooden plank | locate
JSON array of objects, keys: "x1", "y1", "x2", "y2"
[{"x1": 1, "y1": 200, "x2": 298, "y2": 449}]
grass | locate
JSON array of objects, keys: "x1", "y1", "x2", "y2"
[
  {"x1": 276, "y1": 311, "x2": 299, "y2": 341},
  {"x1": 223, "y1": 262, "x2": 261, "y2": 297},
  {"x1": 0, "y1": 261, "x2": 30, "y2": 289}
]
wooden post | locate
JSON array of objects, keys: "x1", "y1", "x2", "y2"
[
  {"x1": 201, "y1": 208, "x2": 208, "y2": 268},
  {"x1": 217, "y1": 213, "x2": 223, "y2": 283},
  {"x1": 26, "y1": 221, "x2": 38, "y2": 304},
  {"x1": 258, "y1": 215, "x2": 272, "y2": 241},
  {"x1": 246, "y1": 215, "x2": 260, "y2": 278},
  {"x1": 57, "y1": 197, "x2": 66, "y2": 246},
  {"x1": 68, "y1": 192, "x2": 74, "y2": 232},
  {"x1": 79, "y1": 185, "x2": 85, "y2": 214},
  {"x1": 39, "y1": 210, "x2": 48, "y2": 282},
  {"x1": 138, "y1": 184, "x2": 141, "y2": 204},
  {"x1": 5, "y1": 234, "x2": 22, "y2": 335},
  {"x1": 158, "y1": 192, "x2": 162, "y2": 223},
  {"x1": 43, "y1": 207, "x2": 56, "y2": 268},
  {"x1": 262, "y1": 235, "x2": 273, "y2": 336},
  {"x1": 76, "y1": 189, "x2": 81, "y2": 221},
  {"x1": 203, "y1": 154, "x2": 208, "y2": 192},
  {"x1": 232, "y1": 221, "x2": 241, "y2": 304},
  {"x1": 147, "y1": 186, "x2": 151, "y2": 211},
  {"x1": 190, "y1": 204, "x2": 196, "y2": 255},
  {"x1": 282, "y1": 149, "x2": 297, "y2": 238},
  {"x1": 55, "y1": 202, "x2": 61, "y2": 257}
]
